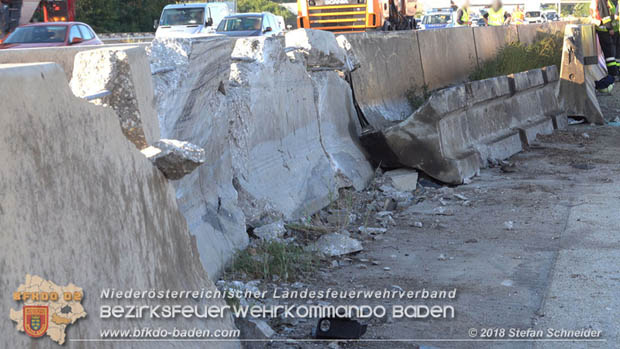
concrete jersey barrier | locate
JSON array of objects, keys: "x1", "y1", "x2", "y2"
[
  {"x1": 360, "y1": 66, "x2": 567, "y2": 184},
  {"x1": 148, "y1": 31, "x2": 373, "y2": 277},
  {"x1": 0, "y1": 62, "x2": 239, "y2": 348},
  {"x1": 341, "y1": 23, "x2": 570, "y2": 129},
  {"x1": 557, "y1": 24, "x2": 606, "y2": 125}
]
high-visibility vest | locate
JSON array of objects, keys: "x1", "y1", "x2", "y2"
[
  {"x1": 513, "y1": 10, "x2": 524, "y2": 24},
  {"x1": 611, "y1": 0, "x2": 619, "y2": 31},
  {"x1": 456, "y1": 7, "x2": 469, "y2": 26},
  {"x1": 488, "y1": 7, "x2": 506, "y2": 26},
  {"x1": 591, "y1": 0, "x2": 614, "y2": 31}
]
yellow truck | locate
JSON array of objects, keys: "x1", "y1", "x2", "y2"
[{"x1": 297, "y1": 0, "x2": 416, "y2": 33}]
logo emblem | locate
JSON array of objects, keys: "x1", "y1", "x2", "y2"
[{"x1": 23, "y1": 306, "x2": 48, "y2": 338}]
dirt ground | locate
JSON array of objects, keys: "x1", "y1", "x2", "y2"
[{"x1": 222, "y1": 94, "x2": 620, "y2": 349}]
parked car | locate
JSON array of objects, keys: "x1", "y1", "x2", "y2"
[
  {"x1": 542, "y1": 10, "x2": 560, "y2": 22},
  {"x1": 155, "y1": 2, "x2": 231, "y2": 38},
  {"x1": 0, "y1": 22, "x2": 102, "y2": 49},
  {"x1": 525, "y1": 11, "x2": 544, "y2": 24},
  {"x1": 216, "y1": 13, "x2": 283, "y2": 37},
  {"x1": 473, "y1": 18, "x2": 487, "y2": 27}
]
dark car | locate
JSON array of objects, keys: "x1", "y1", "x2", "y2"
[
  {"x1": 0, "y1": 22, "x2": 102, "y2": 49},
  {"x1": 474, "y1": 18, "x2": 487, "y2": 27},
  {"x1": 216, "y1": 12, "x2": 282, "y2": 37}
]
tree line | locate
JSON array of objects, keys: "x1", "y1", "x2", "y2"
[{"x1": 74, "y1": 0, "x2": 295, "y2": 33}]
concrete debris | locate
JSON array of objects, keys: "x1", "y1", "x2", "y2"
[
  {"x1": 70, "y1": 46, "x2": 160, "y2": 150},
  {"x1": 434, "y1": 207, "x2": 455, "y2": 216},
  {"x1": 312, "y1": 233, "x2": 363, "y2": 257},
  {"x1": 454, "y1": 193, "x2": 468, "y2": 201},
  {"x1": 383, "y1": 198, "x2": 398, "y2": 211},
  {"x1": 236, "y1": 318, "x2": 275, "y2": 343},
  {"x1": 328, "y1": 342, "x2": 342, "y2": 349},
  {"x1": 504, "y1": 221, "x2": 515, "y2": 230},
  {"x1": 501, "y1": 279, "x2": 514, "y2": 287},
  {"x1": 253, "y1": 220, "x2": 287, "y2": 241},
  {"x1": 384, "y1": 169, "x2": 419, "y2": 192},
  {"x1": 438, "y1": 254, "x2": 447, "y2": 261},
  {"x1": 358, "y1": 226, "x2": 387, "y2": 235},
  {"x1": 284, "y1": 29, "x2": 347, "y2": 69},
  {"x1": 413, "y1": 221, "x2": 424, "y2": 228},
  {"x1": 142, "y1": 139, "x2": 206, "y2": 180},
  {"x1": 327, "y1": 210, "x2": 356, "y2": 225}
]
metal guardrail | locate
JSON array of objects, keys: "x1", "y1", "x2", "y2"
[
  {"x1": 84, "y1": 90, "x2": 111, "y2": 101},
  {"x1": 101, "y1": 36, "x2": 155, "y2": 44}
]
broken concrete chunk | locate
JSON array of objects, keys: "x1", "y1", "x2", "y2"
[
  {"x1": 253, "y1": 220, "x2": 287, "y2": 241},
  {"x1": 285, "y1": 29, "x2": 347, "y2": 69},
  {"x1": 312, "y1": 233, "x2": 363, "y2": 257},
  {"x1": 142, "y1": 139, "x2": 206, "y2": 180},
  {"x1": 236, "y1": 317, "x2": 275, "y2": 343},
  {"x1": 384, "y1": 169, "x2": 419, "y2": 192},
  {"x1": 358, "y1": 226, "x2": 387, "y2": 235},
  {"x1": 70, "y1": 47, "x2": 160, "y2": 150}
]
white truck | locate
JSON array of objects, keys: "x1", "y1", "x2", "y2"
[
  {"x1": 156, "y1": 2, "x2": 231, "y2": 38},
  {"x1": 524, "y1": 0, "x2": 543, "y2": 24}
]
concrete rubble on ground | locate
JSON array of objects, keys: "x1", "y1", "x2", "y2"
[
  {"x1": 311, "y1": 232, "x2": 364, "y2": 257},
  {"x1": 384, "y1": 169, "x2": 419, "y2": 192},
  {"x1": 70, "y1": 46, "x2": 160, "y2": 149},
  {"x1": 253, "y1": 220, "x2": 287, "y2": 241},
  {"x1": 148, "y1": 30, "x2": 373, "y2": 277},
  {"x1": 0, "y1": 62, "x2": 239, "y2": 349},
  {"x1": 141, "y1": 139, "x2": 207, "y2": 180}
]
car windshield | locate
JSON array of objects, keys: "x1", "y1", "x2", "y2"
[
  {"x1": 217, "y1": 16, "x2": 262, "y2": 31},
  {"x1": 423, "y1": 14, "x2": 450, "y2": 25},
  {"x1": 4, "y1": 25, "x2": 67, "y2": 44},
  {"x1": 526, "y1": 12, "x2": 541, "y2": 18},
  {"x1": 160, "y1": 8, "x2": 205, "y2": 26}
]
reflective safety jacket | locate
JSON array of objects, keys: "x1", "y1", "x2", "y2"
[
  {"x1": 456, "y1": 7, "x2": 469, "y2": 26},
  {"x1": 488, "y1": 7, "x2": 507, "y2": 26},
  {"x1": 591, "y1": 0, "x2": 615, "y2": 31}
]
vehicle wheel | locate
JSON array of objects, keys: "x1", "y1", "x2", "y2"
[{"x1": 382, "y1": 20, "x2": 392, "y2": 31}]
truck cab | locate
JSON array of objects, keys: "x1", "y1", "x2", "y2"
[{"x1": 155, "y1": 2, "x2": 231, "y2": 38}]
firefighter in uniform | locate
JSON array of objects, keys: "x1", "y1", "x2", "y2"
[
  {"x1": 612, "y1": 0, "x2": 620, "y2": 80},
  {"x1": 591, "y1": 0, "x2": 618, "y2": 91},
  {"x1": 455, "y1": 0, "x2": 471, "y2": 27},
  {"x1": 485, "y1": 0, "x2": 511, "y2": 26}
]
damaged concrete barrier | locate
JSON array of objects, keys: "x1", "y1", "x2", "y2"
[
  {"x1": 0, "y1": 62, "x2": 239, "y2": 348},
  {"x1": 148, "y1": 31, "x2": 373, "y2": 277},
  {"x1": 70, "y1": 46, "x2": 160, "y2": 149},
  {"x1": 228, "y1": 33, "x2": 373, "y2": 220},
  {"x1": 339, "y1": 24, "x2": 570, "y2": 129},
  {"x1": 149, "y1": 36, "x2": 248, "y2": 279},
  {"x1": 338, "y1": 31, "x2": 425, "y2": 129},
  {"x1": 361, "y1": 66, "x2": 567, "y2": 184},
  {"x1": 557, "y1": 24, "x2": 606, "y2": 125}
]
